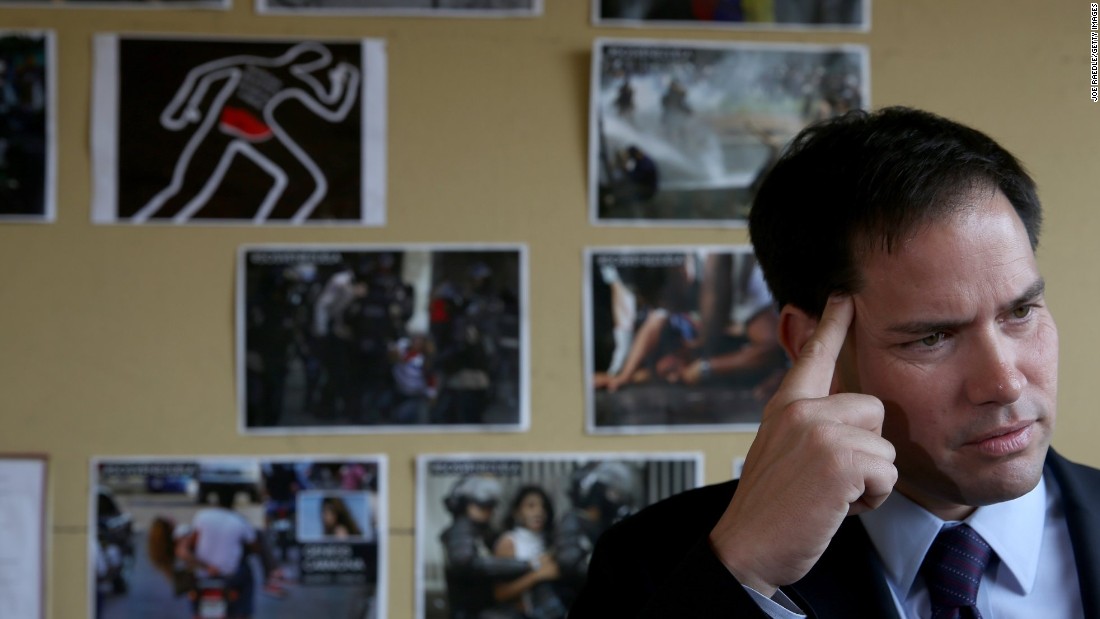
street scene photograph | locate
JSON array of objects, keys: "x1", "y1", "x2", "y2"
[{"x1": 92, "y1": 456, "x2": 386, "y2": 619}]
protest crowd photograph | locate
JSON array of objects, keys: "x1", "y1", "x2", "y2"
[
  {"x1": 240, "y1": 246, "x2": 525, "y2": 432},
  {"x1": 591, "y1": 39, "x2": 866, "y2": 225},
  {"x1": 586, "y1": 246, "x2": 788, "y2": 432}
]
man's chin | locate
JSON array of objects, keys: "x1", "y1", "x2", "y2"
[{"x1": 954, "y1": 448, "x2": 1049, "y2": 506}]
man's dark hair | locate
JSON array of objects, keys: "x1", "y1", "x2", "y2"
[{"x1": 748, "y1": 106, "x2": 1042, "y2": 316}]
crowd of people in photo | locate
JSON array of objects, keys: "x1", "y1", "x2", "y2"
[
  {"x1": 245, "y1": 252, "x2": 520, "y2": 428},
  {"x1": 436, "y1": 462, "x2": 640, "y2": 619}
]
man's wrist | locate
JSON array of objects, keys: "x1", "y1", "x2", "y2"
[{"x1": 708, "y1": 533, "x2": 778, "y2": 597}]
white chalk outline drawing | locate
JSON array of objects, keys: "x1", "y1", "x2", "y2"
[{"x1": 133, "y1": 41, "x2": 361, "y2": 224}]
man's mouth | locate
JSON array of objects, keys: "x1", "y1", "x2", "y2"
[{"x1": 964, "y1": 421, "x2": 1035, "y2": 457}]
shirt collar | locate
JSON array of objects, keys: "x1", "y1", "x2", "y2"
[{"x1": 859, "y1": 474, "x2": 1047, "y2": 598}]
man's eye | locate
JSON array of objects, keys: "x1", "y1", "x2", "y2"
[
  {"x1": 1012, "y1": 305, "x2": 1033, "y2": 319},
  {"x1": 919, "y1": 333, "x2": 945, "y2": 347}
]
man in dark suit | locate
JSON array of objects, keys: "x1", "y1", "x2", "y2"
[{"x1": 569, "y1": 107, "x2": 1100, "y2": 618}]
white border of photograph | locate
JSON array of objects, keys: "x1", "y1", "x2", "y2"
[
  {"x1": 0, "y1": 30, "x2": 57, "y2": 223},
  {"x1": 87, "y1": 454, "x2": 389, "y2": 619},
  {"x1": 588, "y1": 37, "x2": 870, "y2": 228},
  {"x1": 0, "y1": 454, "x2": 47, "y2": 619},
  {"x1": 236, "y1": 242, "x2": 531, "y2": 435},
  {"x1": 258, "y1": 0, "x2": 542, "y2": 17},
  {"x1": 584, "y1": 245, "x2": 787, "y2": 435},
  {"x1": 90, "y1": 34, "x2": 386, "y2": 227},
  {"x1": 591, "y1": 0, "x2": 869, "y2": 32},
  {"x1": 414, "y1": 451, "x2": 704, "y2": 619},
  {"x1": 732, "y1": 456, "x2": 745, "y2": 479}
]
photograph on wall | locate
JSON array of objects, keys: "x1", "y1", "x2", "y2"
[
  {"x1": 239, "y1": 244, "x2": 527, "y2": 433},
  {"x1": 259, "y1": 0, "x2": 541, "y2": 17},
  {"x1": 594, "y1": 0, "x2": 868, "y2": 30},
  {"x1": 90, "y1": 456, "x2": 386, "y2": 619},
  {"x1": 0, "y1": 455, "x2": 47, "y2": 619},
  {"x1": 90, "y1": 35, "x2": 386, "y2": 226},
  {"x1": 590, "y1": 38, "x2": 868, "y2": 226},
  {"x1": 0, "y1": 31, "x2": 55, "y2": 223},
  {"x1": 415, "y1": 452, "x2": 703, "y2": 619},
  {"x1": 0, "y1": 0, "x2": 227, "y2": 8},
  {"x1": 585, "y1": 246, "x2": 789, "y2": 433}
]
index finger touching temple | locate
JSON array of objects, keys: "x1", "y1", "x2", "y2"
[{"x1": 774, "y1": 294, "x2": 855, "y2": 407}]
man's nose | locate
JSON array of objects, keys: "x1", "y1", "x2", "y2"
[{"x1": 965, "y1": 329, "x2": 1025, "y2": 406}]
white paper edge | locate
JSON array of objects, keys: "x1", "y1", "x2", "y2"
[
  {"x1": 361, "y1": 39, "x2": 386, "y2": 227},
  {"x1": 0, "y1": 455, "x2": 46, "y2": 619},
  {"x1": 90, "y1": 34, "x2": 118, "y2": 224}
]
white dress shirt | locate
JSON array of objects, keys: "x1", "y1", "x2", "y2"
[{"x1": 746, "y1": 470, "x2": 1083, "y2": 618}]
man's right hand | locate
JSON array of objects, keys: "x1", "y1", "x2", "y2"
[{"x1": 708, "y1": 295, "x2": 898, "y2": 596}]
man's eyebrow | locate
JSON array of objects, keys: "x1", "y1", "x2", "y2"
[
  {"x1": 1000, "y1": 278, "x2": 1046, "y2": 313},
  {"x1": 885, "y1": 278, "x2": 1046, "y2": 336}
]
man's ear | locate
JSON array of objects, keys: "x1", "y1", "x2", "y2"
[{"x1": 777, "y1": 304, "x2": 819, "y2": 364}]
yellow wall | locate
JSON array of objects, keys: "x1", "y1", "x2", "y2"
[{"x1": 1, "y1": 1, "x2": 1098, "y2": 617}]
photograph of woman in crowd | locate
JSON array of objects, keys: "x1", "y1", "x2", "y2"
[{"x1": 492, "y1": 485, "x2": 567, "y2": 619}]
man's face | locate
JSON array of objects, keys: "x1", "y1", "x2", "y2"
[{"x1": 839, "y1": 189, "x2": 1058, "y2": 520}]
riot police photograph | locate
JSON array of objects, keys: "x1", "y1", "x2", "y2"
[
  {"x1": 239, "y1": 245, "x2": 526, "y2": 433},
  {"x1": 415, "y1": 454, "x2": 701, "y2": 619}
]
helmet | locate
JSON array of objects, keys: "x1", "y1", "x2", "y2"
[
  {"x1": 569, "y1": 461, "x2": 637, "y2": 513},
  {"x1": 444, "y1": 475, "x2": 503, "y2": 515}
]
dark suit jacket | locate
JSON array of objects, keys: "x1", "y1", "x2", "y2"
[{"x1": 568, "y1": 451, "x2": 1100, "y2": 618}]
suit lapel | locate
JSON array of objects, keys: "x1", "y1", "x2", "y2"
[
  {"x1": 789, "y1": 517, "x2": 901, "y2": 619},
  {"x1": 1047, "y1": 450, "x2": 1100, "y2": 619}
]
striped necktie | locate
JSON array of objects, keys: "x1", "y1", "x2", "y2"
[{"x1": 920, "y1": 523, "x2": 994, "y2": 619}]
